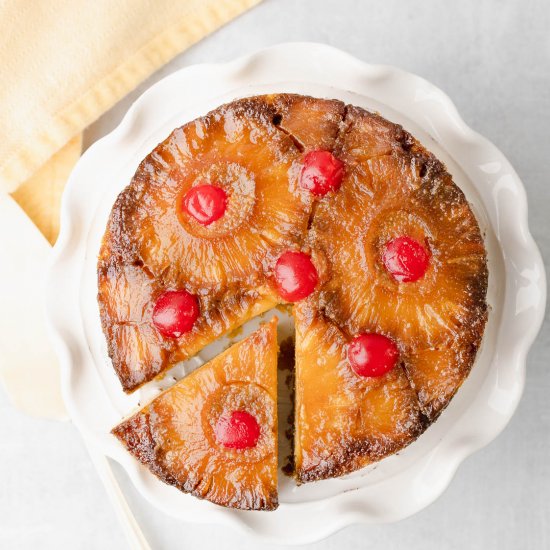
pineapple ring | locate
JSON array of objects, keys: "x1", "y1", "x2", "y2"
[
  {"x1": 101, "y1": 96, "x2": 313, "y2": 294},
  {"x1": 316, "y1": 202, "x2": 484, "y2": 349},
  {"x1": 176, "y1": 162, "x2": 256, "y2": 239},
  {"x1": 202, "y1": 382, "x2": 276, "y2": 464}
]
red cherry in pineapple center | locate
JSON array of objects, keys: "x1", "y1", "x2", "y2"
[
  {"x1": 347, "y1": 333, "x2": 399, "y2": 378},
  {"x1": 182, "y1": 184, "x2": 227, "y2": 226},
  {"x1": 274, "y1": 251, "x2": 319, "y2": 302},
  {"x1": 300, "y1": 150, "x2": 344, "y2": 196},
  {"x1": 215, "y1": 411, "x2": 261, "y2": 449},
  {"x1": 152, "y1": 290, "x2": 199, "y2": 338},
  {"x1": 382, "y1": 236, "x2": 430, "y2": 283}
]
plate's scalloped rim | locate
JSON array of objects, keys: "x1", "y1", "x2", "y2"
[{"x1": 45, "y1": 43, "x2": 546, "y2": 545}]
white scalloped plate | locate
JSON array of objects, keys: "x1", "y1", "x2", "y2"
[{"x1": 45, "y1": 43, "x2": 546, "y2": 544}]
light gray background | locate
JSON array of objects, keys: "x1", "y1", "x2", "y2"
[{"x1": 2, "y1": 0, "x2": 548, "y2": 548}]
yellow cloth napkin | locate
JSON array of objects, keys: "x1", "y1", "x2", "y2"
[
  {"x1": 2, "y1": 0, "x2": 260, "y2": 242},
  {"x1": 12, "y1": 136, "x2": 82, "y2": 245}
]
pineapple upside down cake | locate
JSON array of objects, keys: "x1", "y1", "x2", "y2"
[{"x1": 101, "y1": 94, "x2": 488, "y2": 509}]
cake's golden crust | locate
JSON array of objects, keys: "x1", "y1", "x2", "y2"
[
  {"x1": 101, "y1": 94, "x2": 488, "y2": 488},
  {"x1": 112, "y1": 319, "x2": 279, "y2": 511}
]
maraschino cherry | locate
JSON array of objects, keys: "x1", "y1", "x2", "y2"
[
  {"x1": 274, "y1": 251, "x2": 319, "y2": 302},
  {"x1": 182, "y1": 184, "x2": 227, "y2": 226},
  {"x1": 347, "y1": 333, "x2": 399, "y2": 378},
  {"x1": 214, "y1": 411, "x2": 261, "y2": 449},
  {"x1": 382, "y1": 236, "x2": 430, "y2": 283},
  {"x1": 152, "y1": 290, "x2": 199, "y2": 338},
  {"x1": 300, "y1": 150, "x2": 344, "y2": 196}
]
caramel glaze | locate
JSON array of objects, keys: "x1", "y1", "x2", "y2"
[
  {"x1": 101, "y1": 94, "x2": 487, "y2": 486},
  {"x1": 112, "y1": 318, "x2": 279, "y2": 510}
]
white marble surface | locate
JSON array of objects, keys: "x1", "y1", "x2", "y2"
[{"x1": 2, "y1": 0, "x2": 549, "y2": 548}]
